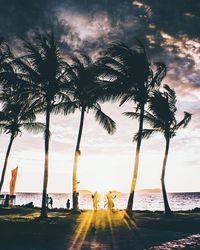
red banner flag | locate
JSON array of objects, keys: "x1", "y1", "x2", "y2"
[{"x1": 10, "y1": 167, "x2": 18, "y2": 195}]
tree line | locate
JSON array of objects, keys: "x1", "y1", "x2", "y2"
[{"x1": 0, "y1": 33, "x2": 191, "y2": 218}]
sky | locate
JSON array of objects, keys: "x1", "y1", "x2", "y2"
[{"x1": 0, "y1": 0, "x2": 200, "y2": 194}]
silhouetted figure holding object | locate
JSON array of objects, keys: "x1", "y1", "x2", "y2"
[
  {"x1": 105, "y1": 192, "x2": 116, "y2": 210},
  {"x1": 66, "y1": 199, "x2": 70, "y2": 210},
  {"x1": 92, "y1": 192, "x2": 98, "y2": 210}
]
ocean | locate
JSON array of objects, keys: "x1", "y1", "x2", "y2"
[{"x1": 11, "y1": 192, "x2": 200, "y2": 211}]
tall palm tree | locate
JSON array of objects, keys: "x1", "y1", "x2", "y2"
[
  {"x1": 55, "y1": 53, "x2": 116, "y2": 211},
  {"x1": 128, "y1": 85, "x2": 191, "y2": 215},
  {"x1": 0, "y1": 89, "x2": 44, "y2": 193},
  {"x1": 11, "y1": 33, "x2": 70, "y2": 217},
  {"x1": 98, "y1": 42, "x2": 167, "y2": 212}
]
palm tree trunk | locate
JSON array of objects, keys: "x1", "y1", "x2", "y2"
[
  {"x1": 127, "y1": 104, "x2": 145, "y2": 212},
  {"x1": 0, "y1": 134, "x2": 14, "y2": 193},
  {"x1": 41, "y1": 102, "x2": 51, "y2": 218},
  {"x1": 72, "y1": 107, "x2": 85, "y2": 211},
  {"x1": 161, "y1": 137, "x2": 172, "y2": 216}
]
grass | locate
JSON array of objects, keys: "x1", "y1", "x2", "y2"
[{"x1": 0, "y1": 207, "x2": 200, "y2": 249}]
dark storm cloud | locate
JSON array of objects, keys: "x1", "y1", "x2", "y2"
[
  {"x1": 0, "y1": 0, "x2": 52, "y2": 38},
  {"x1": 0, "y1": 0, "x2": 199, "y2": 89},
  {"x1": 145, "y1": 0, "x2": 200, "y2": 39}
]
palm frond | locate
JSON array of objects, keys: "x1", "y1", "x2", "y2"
[
  {"x1": 94, "y1": 108, "x2": 116, "y2": 135},
  {"x1": 150, "y1": 62, "x2": 167, "y2": 87},
  {"x1": 133, "y1": 129, "x2": 158, "y2": 141},
  {"x1": 52, "y1": 101, "x2": 78, "y2": 115},
  {"x1": 175, "y1": 112, "x2": 191, "y2": 130},
  {"x1": 163, "y1": 84, "x2": 177, "y2": 110},
  {"x1": 0, "y1": 122, "x2": 7, "y2": 134},
  {"x1": 123, "y1": 112, "x2": 140, "y2": 120},
  {"x1": 149, "y1": 89, "x2": 174, "y2": 126},
  {"x1": 22, "y1": 122, "x2": 45, "y2": 134},
  {"x1": 143, "y1": 110, "x2": 164, "y2": 128}
]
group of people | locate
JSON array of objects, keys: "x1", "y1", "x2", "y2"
[
  {"x1": 45, "y1": 192, "x2": 116, "y2": 210},
  {"x1": 92, "y1": 191, "x2": 116, "y2": 210},
  {"x1": 46, "y1": 194, "x2": 71, "y2": 210}
]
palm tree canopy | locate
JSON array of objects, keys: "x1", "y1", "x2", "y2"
[
  {"x1": 54, "y1": 53, "x2": 116, "y2": 135},
  {"x1": 127, "y1": 84, "x2": 191, "y2": 140},
  {"x1": 66, "y1": 53, "x2": 99, "y2": 109},
  {"x1": 97, "y1": 41, "x2": 167, "y2": 108},
  {"x1": 0, "y1": 85, "x2": 44, "y2": 137},
  {"x1": 6, "y1": 33, "x2": 71, "y2": 111}
]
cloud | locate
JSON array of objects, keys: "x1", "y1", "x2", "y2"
[{"x1": 1, "y1": 0, "x2": 199, "y2": 118}]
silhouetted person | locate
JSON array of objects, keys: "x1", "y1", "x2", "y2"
[
  {"x1": 4, "y1": 194, "x2": 9, "y2": 207},
  {"x1": 92, "y1": 192, "x2": 98, "y2": 210},
  {"x1": 49, "y1": 197, "x2": 53, "y2": 209},
  {"x1": 66, "y1": 199, "x2": 70, "y2": 210},
  {"x1": 105, "y1": 192, "x2": 116, "y2": 210}
]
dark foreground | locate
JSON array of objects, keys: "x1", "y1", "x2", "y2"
[{"x1": 0, "y1": 207, "x2": 200, "y2": 250}]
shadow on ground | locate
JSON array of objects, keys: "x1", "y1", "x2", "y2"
[{"x1": 0, "y1": 207, "x2": 200, "y2": 249}]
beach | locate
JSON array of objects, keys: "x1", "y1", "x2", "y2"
[
  {"x1": 0, "y1": 207, "x2": 200, "y2": 249},
  {"x1": 0, "y1": 1, "x2": 199, "y2": 249}
]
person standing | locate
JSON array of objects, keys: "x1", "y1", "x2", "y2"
[
  {"x1": 92, "y1": 192, "x2": 98, "y2": 210},
  {"x1": 66, "y1": 199, "x2": 70, "y2": 210},
  {"x1": 49, "y1": 196, "x2": 53, "y2": 209},
  {"x1": 106, "y1": 192, "x2": 116, "y2": 210}
]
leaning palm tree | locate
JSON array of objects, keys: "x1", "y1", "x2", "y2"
[
  {"x1": 98, "y1": 42, "x2": 167, "y2": 212},
  {"x1": 55, "y1": 53, "x2": 116, "y2": 211},
  {"x1": 128, "y1": 85, "x2": 191, "y2": 215},
  {"x1": 11, "y1": 33, "x2": 70, "y2": 217},
  {"x1": 0, "y1": 90, "x2": 44, "y2": 193}
]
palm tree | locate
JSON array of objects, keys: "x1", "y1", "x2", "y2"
[
  {"x1": 0, "y1": 89, "x2": 44, "y2": 193},
  {"x1": 98, "y1": 42, "x2": 167, "y2": 212},
  {"x1": 55, "y1": 53, "x2": 116, "y2": 211},
  {"x1": 11, "y1": 33, "x2": 70, "y2": 217},
  {"x1": 128, "y1": 85, "x2": 191, "y2": 215}
]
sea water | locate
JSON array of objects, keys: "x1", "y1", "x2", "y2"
[{"x1": 12, "y1": 192, "x2": 200, "y2": 211}]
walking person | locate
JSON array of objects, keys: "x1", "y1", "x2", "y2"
[
  {"x1": 105, "y1": 191, "x2": 116, "y2": 210},
  {"x1": 92, "y1": 192, "x2": 98, "y2": 210}
]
